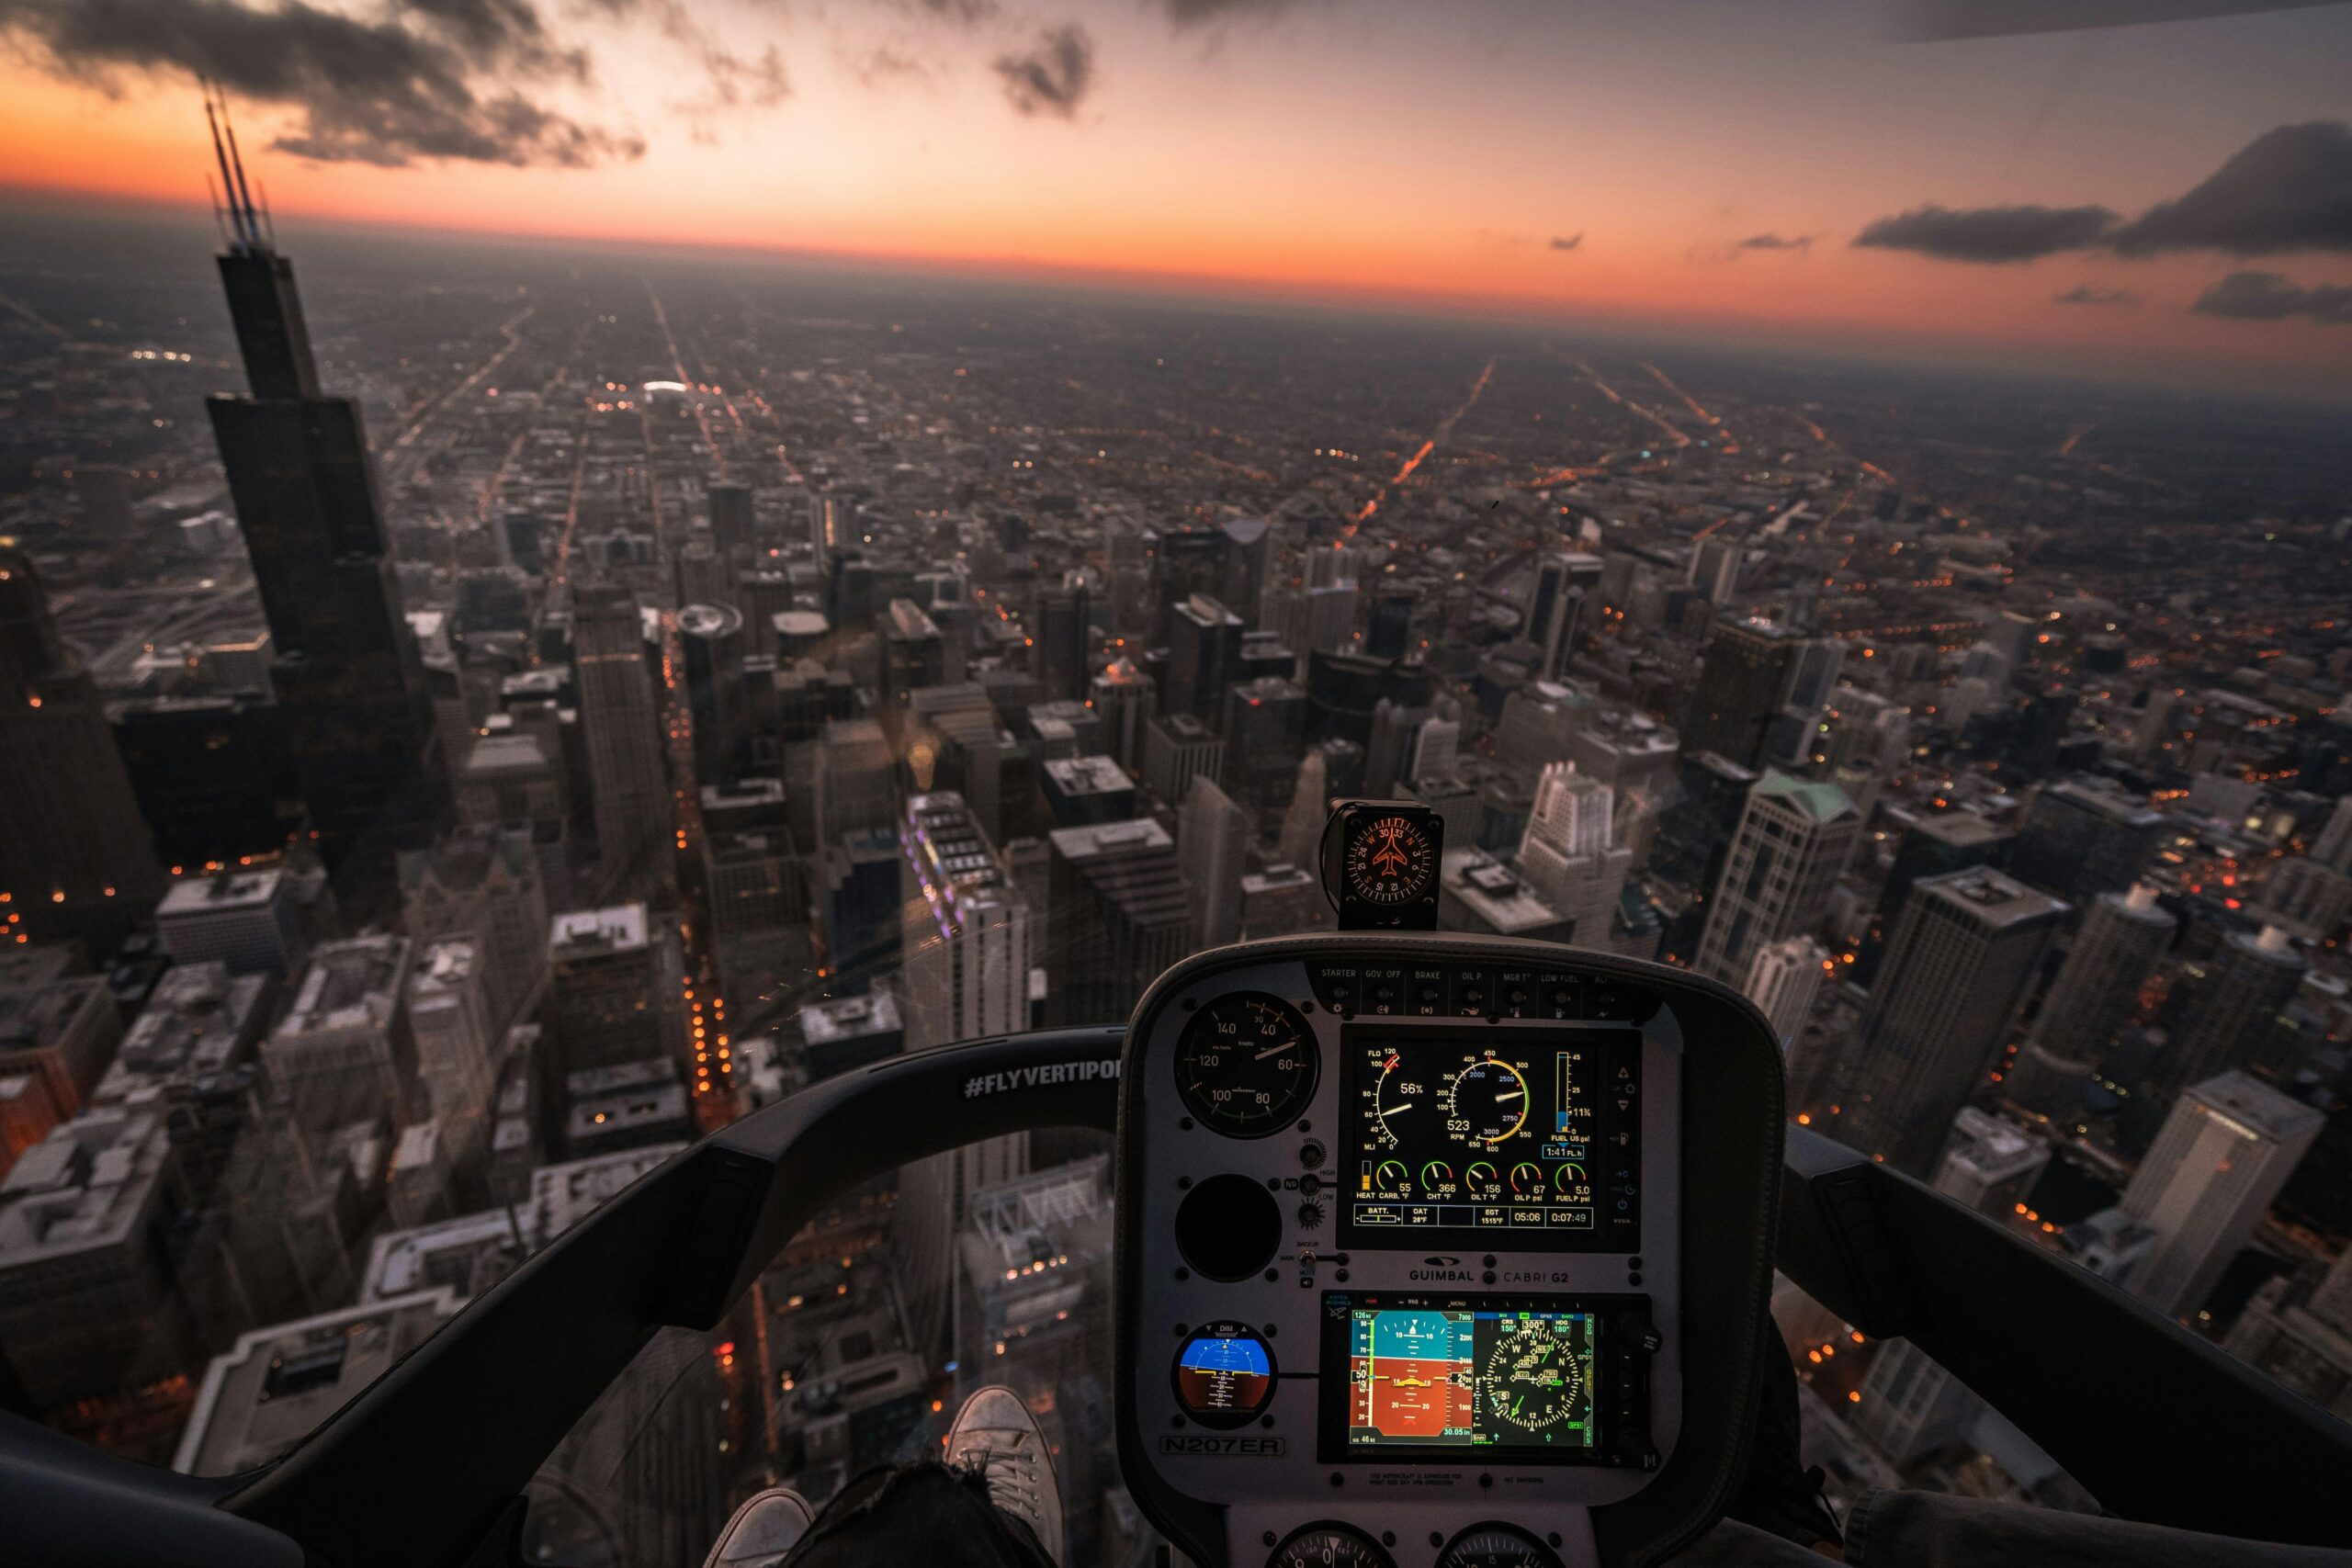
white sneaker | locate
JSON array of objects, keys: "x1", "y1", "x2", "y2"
[
  {"x1": 703, "y1": 1487, "x2": 816, "y2": 1568},
  {"x1": 944, "y1": 1385, "x2": 1064, "y2": 1566}
]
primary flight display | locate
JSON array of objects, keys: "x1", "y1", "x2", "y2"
[{"x1": 1343, "y1": 1307, "x2": 1600, "y2": 1458}]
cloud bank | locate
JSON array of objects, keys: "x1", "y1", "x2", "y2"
[{"x1": 0, "y1": 0, "x2": 641, "y2": 166}]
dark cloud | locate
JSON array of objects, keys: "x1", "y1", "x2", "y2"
[
  {"x1": 1905, "y1": 0, "x2": 2344, "y2": 42},
  {"x1": 2107, "y1": 121, "x2": 2352, "y2": 256},
  {"x1": 1157, "y1": 0, "x2": 1312, "y2": 25},
  {"x1": 1852, "y1": 203, "x2": 2118, "y2": 262},
  {"x1": 1856, "y1": 122, "x2": 2352, "y2": 270},
  {"x1": 400, "y1": 0, "x2": 577, "y2": 73},
  {"x1": 1550, "y1": 233, "x2": 1583, "y2": 252},
  {"x1": 676, "y1": 43, "x2": 787, "y2": 133},
  {"x1": 0, "y1": 0, "x2": 639, "y2": 166},
  {"x1": 2052, "y1": 282, "x2": 2137, "y2": 306},
  {"x1": 2190, "y1": 270, "x2": 2352, "y2": 324},
  {"x1": 847, "y1": 44, "x2": 932, "y2": 86},
  {"x1": 993, "y1": 24, "x2": 1091, "y2": 118},
  {"x1": 1736, "y1": 232, "x2": 1813, "y2": 254}
]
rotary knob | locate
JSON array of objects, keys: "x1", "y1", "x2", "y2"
[{"x1": 1296, "y1": 1200, "x2": 1326, "y2": 1230}]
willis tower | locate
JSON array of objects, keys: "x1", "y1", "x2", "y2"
[{"x1": 202, "y1": 91, "x2": 434, "y2": 886}]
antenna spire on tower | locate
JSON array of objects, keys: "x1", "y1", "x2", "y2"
[{"x1": 200, "y1": 77, "x2": 266, "y2": 253}]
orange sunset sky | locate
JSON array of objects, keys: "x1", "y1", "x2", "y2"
[{"x1": 4, "y1": 0, "x2": 2349, "y2": 395}]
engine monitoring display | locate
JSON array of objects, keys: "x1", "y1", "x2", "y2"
[
  {"x1": 1340, "y1": 1305, "x2": 1600, "y2": 1458},
  {"x1": 1343, "y1": 1029, "x2": 1642, "y2": 1251}
]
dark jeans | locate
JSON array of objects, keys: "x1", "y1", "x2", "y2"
[
  {"x1": 776, "y1": 1462, "x2": 2352, "y2": 1567},
  {"x1": 781, "y1": 1461, "x2": 1057, "y2": 1568}
]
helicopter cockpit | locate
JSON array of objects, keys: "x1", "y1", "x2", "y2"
[{"x1": 3, "y1": 803, "x2": 2347, "y2": 1568}]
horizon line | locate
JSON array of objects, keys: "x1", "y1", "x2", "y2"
[{"x1": 4, "y1": 178, "x2": 2348, "y2": 409}]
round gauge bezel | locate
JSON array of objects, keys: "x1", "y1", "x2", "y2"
[
  {"x1": 1344, "y1": 811, "x2": 1438, "y2": 906},
  {"x1": 1435, "y1": 1522, "x2": 1567, "y2": 1568},
  {"x1": 1446, "y1": 1056, "x2": 1532, "y2": 1148},
  {"x1": 1478, "y1": 1317, "x2": 1589, "y2": 1439},
  {"x1": 1267, "y1": 1521, "x2": 1398, "y2": 1568},
  {"x1": 1169, "y1": 1320, "x2": 1278, "y2": 1430},
  {"x1": 1172, "y1": 992, "x2": 1318, "y2": 1138}
]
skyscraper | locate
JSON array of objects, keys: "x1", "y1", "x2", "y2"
[
  {"x1": 1513, "y1": 763, "x2": 1633, "y2": 951},
  {"x1": 0, "y1": 550, "x2": 165, "y2": 945},
  {"x1": 2009, "y1": 885, "x2": 2175, "y2": 1118},
  {"x1": 1046, "y1": 818, "x2": 1193, "y2": 1025},
  {"x1": 2250, "y1": 856, "x2": 2352, "y2": 944},
  {"x1": 897, "y1": 793, "x2": 1035, "y2": 1358},
  {"x1": 707, "y1": 480, "x2": 754, "y2": 558},
  {"x1": 1180, "y1": 776, "x2": 1253, "y2": 951},
  {"x1": 548, "y1": 903, "x2": 684, "y2": 1081},
  {"x1": 2120, "y1": 1071, "x2": 2323, "y2": 1317},
  {"x1": 200, "y1": 106, "x2": 430, "y2": 881},
  {"x1": 2156, "y1": 925, "x2": 2308, "y2": 1100},
  {"x1": 677, "y1": 602, "x2": 748, "y2": 788},
  {"x1": 1035, "y1": 574, "x2": 1091, "y2": 701},
  {"x1": 1524, "y1": 553, "x2": 1600, "y2": 682},
  {"x1": 1743, "y1": 936, "x2": 1828, "y2": 1054},
  {"x1": 1769, "y1": 637, "x2": 1845, "y2": 766},
  {"x1": 572, "y1": 582, "x2": 669, "y2": 896},
  {"x1": 1839, "y1": 868, "x2": 2064, "y2": 1173},
  {"x1": 1693, "y1": 771, "x2": 1860, "y2": 987},
  {"x1": 1140, "y1": 713, "x2": 1224, "y2": 807},
  {"x1": 1090, "y1": 657, "x2": 1157, "y2": 773},
  {"x1": 399, "y1": 824, "x2": 550, "y2": 1040},
  {"x1": 898, "y1": 793, "x2": 1035, "y2": 1051},
  {"x1": 266, "y1": 933, "x2": 422, "y2": 1136},
  {"x1": 2311, "y1": 795, "x2": 2352, "y2": 874},
  {"x1": 1688, "y1": 537, "x2": 1741, "y2": 607},
  {"x1": 1680, "y1": 617, "x2": 1804, "y2": 771},
  {"x1": 1166, "y1": 593, "x2": 1244, "y2": 718},
  {"x1": 2009, "y1": 778, "x2": 2165, "y2": 907}
]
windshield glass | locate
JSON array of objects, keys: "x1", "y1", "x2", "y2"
[{"x1": 1, "y1": 1, "x2": 2349, "y2": 1557}]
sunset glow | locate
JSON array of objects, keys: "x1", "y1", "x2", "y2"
[{"x1": 5, "y1": 0, "x2": 2349, "y2": 393}]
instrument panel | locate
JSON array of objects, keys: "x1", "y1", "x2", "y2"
[{"x1": 1116, "y1": 936, "x2": 1688, "y2": 1568}]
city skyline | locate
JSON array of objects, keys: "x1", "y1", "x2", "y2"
[
  {"x1": 2, "y1": 85, "x2": 2350, "y2": 1561},
  {"x1": 3, "y1": 1, "x2": 2351, "y2": 397}
]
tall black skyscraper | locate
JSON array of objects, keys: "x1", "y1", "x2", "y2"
[
  {"x1": 0, "y1": 551, "x2": 167, "y2": 946},
  {"x1": 1036, "y1": 574, "x2": 1091, "y2": 701},
  {"x1": 201, "y1": 94, "x2": 431, "y2": 883},
  {"x1": 1680, "y1": 617, "x2": 1804, "y2": 771}
]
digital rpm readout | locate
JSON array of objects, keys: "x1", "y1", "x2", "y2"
[{"x1": 1173, "y1": 992, "x2": 1317, "y2": 1137}]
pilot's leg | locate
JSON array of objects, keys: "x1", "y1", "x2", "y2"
[
  {"x1": 704, "y1": 1386, "x2": 1063, "y2": 1568},
  {"x1": 1719, "y1": 1323, "x2": 1845, "y2": 1557}
]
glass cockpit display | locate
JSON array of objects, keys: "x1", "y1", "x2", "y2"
[
  {"x1": 1340, "y1": 1306, "x2": 1600, "y2": 1458},
  {"x1": 1343, "y1": 1030, "x2": 1641, "y2": 1250}
]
